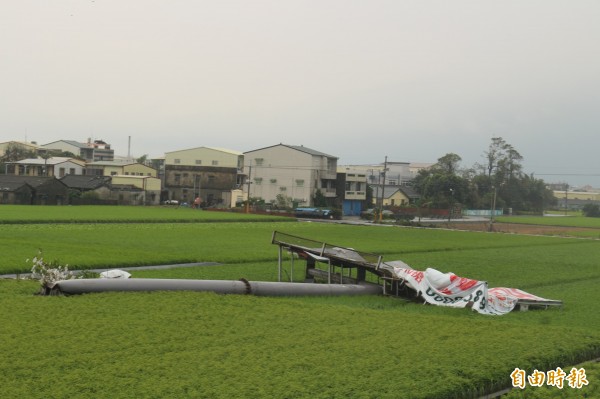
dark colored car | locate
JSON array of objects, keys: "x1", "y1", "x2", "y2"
[{"x1": 294, "y1": 207, "x2": 334, "y2": 219}]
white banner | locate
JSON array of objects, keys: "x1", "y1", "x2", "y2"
[{"x1": 392, "y1": 267, "x2": 556, "y2": 315}]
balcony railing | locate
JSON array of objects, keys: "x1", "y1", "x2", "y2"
[{"x1": 322, "y1": 188, "x2": 337, "y2": 197}]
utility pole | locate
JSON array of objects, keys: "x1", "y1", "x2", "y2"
[
  {"x1": 489, "y1": 185, "x2": 497, "y2": 232},
  {"x1": 564, "y1": 183, "x2": 569, "y2": 216},
  {"x1": 246, "y1": 164, "x2": 252, "y2": 214},
  {"x1": 379, "y1": 156, "x2": 388, "y2": 223},
  {"x1": 448, "y1": 188, "x2": 454, "y2": 223}
]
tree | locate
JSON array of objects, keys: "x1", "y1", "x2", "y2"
[
  {"x1": 469, "y1": 138, "x2": 553, "y2": 213},
  {"x1": 483, "y1": 137, "x2": 508, "y2": 177},
  {"x1": 412, "y1": 153, "x2": 469, "y2": 208},
  {"x1": 0, "y1": 143, "x2": 38, "y2": 174},
  {"x1": 582, "y1": 203, "x2": 600, "y2": 217},
  {"x1": 365, "y1": 185, "x2": 374, "y2": 209},
  {"x1": 0, "y1": 142, "x2": 36, "y2": 163},
  {"x1": 274, "y1": 194, "x2": 292, "y2": 210},
  {"x1": 479, "y1": 137, "x2": 523, "y2": 183},
  {"x1": 313, "y1": 189, "x2": 328, "y2": 207},
  {"x1": 435, "y1": 153, "x2": 462, "y2": 175},
  {"x1": 411, "y1": 139, "x2": 555, "y2": 214},
  {"x1": 39, "y1": 153, "x2": 51, "y2": 177}
]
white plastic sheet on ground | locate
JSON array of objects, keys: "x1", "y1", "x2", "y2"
[
  {"x1": 392, "y1": 267, "x2": 557, "y2": 315},
  {"x1": 99, "y1": 269, "x2": 131, "y2": 279}
]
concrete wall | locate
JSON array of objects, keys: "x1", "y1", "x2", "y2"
[{"x1": 246, "y1": 147, "x2": 314, "y2": 206}]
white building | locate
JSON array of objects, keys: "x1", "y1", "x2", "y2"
[
  {"x1": 40, "y1": 139, "x2": 114, "y2": 162},
  {"x1": 338, "y1": 161, "x2": 434, "y2": 186},
  {"x1": 244, "y1": 144, "x2": 338, "y2": 207},
  {"x1": 7, "y1": 157, "x2": 86, "y2": 177}
]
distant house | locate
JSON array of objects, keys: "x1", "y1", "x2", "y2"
[
  {"x1": 60, "y1": 175, "x2": 113, "y2": 203},
  {"x1": 40, "y1": 139, "x2": 114, "y2": 162},
  {"x1": 6, "y1": 157, "x2": 86, "y2": 178},
  {"x1": 86, "y1": 161, "x2": 157, "y2": 177},
  {"x1": 0, "y1": 176, "x2": 68, "y2": 205},
  {"x1": 336, "y1": 167, "x2": 368, "y2": 216},
  {"x1": 0, "y1": 177, "x2": 34, "y2": 205},
  {"x1": 244, "y1": 144, "x2": 338, "y2": 208},
  {"x1": 553, "y1": 190, "x2": 600, "y2": 211},
  {"x1": 111, "y1": 175, "x2": 161, "y2": 205},
  {"x1": 370, "y1": 184, "x2": 420, "y2": 207},
  {"x1": 59, "y1": 174, "x2": 161, "y2": 205},
  {"x1": 163, "y1": 147, "x2": 244, "y2": 206}
]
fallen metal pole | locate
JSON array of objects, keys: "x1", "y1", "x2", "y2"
[{"x1": 50, "y1": 279, "x2": 383, "y2": 297}]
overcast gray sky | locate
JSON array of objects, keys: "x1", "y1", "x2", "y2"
[{"x1": 2, "y1": 1, "x2": 599, "y2": 187}]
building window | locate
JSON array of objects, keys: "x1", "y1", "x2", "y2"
[
  {"x1": 183, "y1": 173, "x2": 188, "y2": 178},
  {"x1": 254, "y1": 177, "x2": 263, "y2": 185},
  {"x1": 270, "y1": 178, "x2": 277, "y2": 184},
  {"x1": 255, "y1": 158, "x2": 264, "y2": 166},
  {"x1": 345, "y1": 181, "x2": 352, "y2": 191},
  {"x1": 279, "y1": 186, "x2": 287, "y2": 192},
  {"x1": 111, "y1": 171, "x2": 117, "y2": 176},
  {"x1": 195, "y1": 160, "x2": 202, "y2": 165},
  {"x1": 208, "y1": 175, "x2": 216, "y2": 184},
  {"x1": 174, "y1": 174, "x2": 181, "y2": 184},
  {"x1": 212, "y1": 160, "x2": 218, "y2": 166},
  {"x1": 69, "y1": 168, "x2": 76, "y2": 175},
  {"x1": 295, "y1": 179, "x2": 304, "y2": 187},
  {"x1": 174, "y1": 159, "x2": 181, "y2": 164},
  {"x1": 59, "y1": 168, "x2": 66, "y2": 177}
]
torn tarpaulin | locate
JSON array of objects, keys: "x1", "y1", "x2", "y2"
[{"x1": 392, "y1": 267, "x2": 561, "y2": 315}]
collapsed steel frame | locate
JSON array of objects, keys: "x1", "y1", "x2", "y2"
[{"x1": 272, "y1": 230, "x2": 404, "y2": 294}]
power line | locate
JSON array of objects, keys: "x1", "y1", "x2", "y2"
[{"x1": 535, "y1": 173, "x2": 600, "y2": 177}]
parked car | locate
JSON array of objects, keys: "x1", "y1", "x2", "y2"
[
  {"x1": 294, "y1": 207, "x2": 335, "y2": 219},
  {"x1": 163, "y1": 199, "x2": 179, "y2": 205}
]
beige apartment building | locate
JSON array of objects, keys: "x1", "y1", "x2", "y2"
[
  {"x1": 244, "y1": 144, "x2": 338, "y2": 207},
  {"x1": 86, "y1": 161, "x2": 157, "y2": 177},
  {"x1": 163, "y1": 147, "x2": 244, "y2": 206}
]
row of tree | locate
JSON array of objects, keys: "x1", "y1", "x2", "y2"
[{"x1": 410, "y1": 137, "x2": 557, "y2": 214}]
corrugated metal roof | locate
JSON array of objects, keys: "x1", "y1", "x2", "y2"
[
  {"x1": 245, "y1": 143, "x2": 337, "y2": 159},
  {"x1": 371, "y1": 184, "x2": 420, "y2": 199},
  {"x1": 165, "y1": 146, "x2": 242, "y2": 155},
  {"x1": 0, "y1": 175, "x2": 60, "y2": 188},
  {"x1": 59, "y1": 175, "x2": 111, "y2": 189}
]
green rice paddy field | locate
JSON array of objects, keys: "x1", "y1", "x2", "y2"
[{"x1": 0, "y1": 206, "x2": 599, "y2": 398}]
